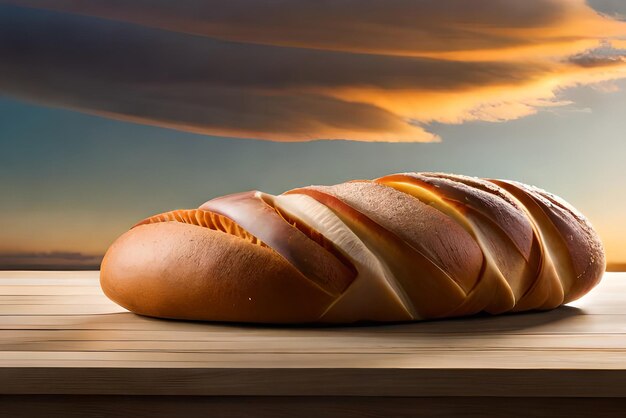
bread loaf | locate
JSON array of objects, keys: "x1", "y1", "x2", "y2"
[{"x1": 100, "y1": 172, "x2": 605, "y2": 323}]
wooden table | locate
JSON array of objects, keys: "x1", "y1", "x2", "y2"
[{"x1": 1, "y1": 271, "x2": 625, "y2": 417}]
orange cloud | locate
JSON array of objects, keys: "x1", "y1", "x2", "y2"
[
  {"x1": 0, "y1": 0, "x2": 625, "y2": 142},
  {"x1": 6, "y1": 0, "x2": 622, "y2": 58}
]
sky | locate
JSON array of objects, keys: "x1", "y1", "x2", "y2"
[{"x1": 1, "y1": 0, "x2": 625, "y2": 268}]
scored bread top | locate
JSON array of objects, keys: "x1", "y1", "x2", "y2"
[{"x1": 100, "y1": 172, "x2": 605, "y2": 323}]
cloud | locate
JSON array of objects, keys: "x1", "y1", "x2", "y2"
[
  {"x1": 587, "y1": 0, "x2": 626, "y2": 20},
  {"x1": 568, "y1": 51, "x2": 626, "y2": 68},
  {"x1": 5, "y1": 0, "x2": 623, "y2": 58},
  {"x1": 0, "y1": 0, "x2": 625, "y2": 142}
]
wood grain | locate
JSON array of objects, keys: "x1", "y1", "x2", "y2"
[
  {"x1": 3, "y1": 395, "x2": 626, "y2": 418},
  {"x1": 0, "y1": 271, "x2": 624, "y2": 400}
]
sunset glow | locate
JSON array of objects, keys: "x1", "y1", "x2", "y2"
[
  {"x1": 1, "y1": 0, "x2": 626, "y2": 142},
  {"x1": 1, "y1": 0, "x2": 625, "y2": 268}
]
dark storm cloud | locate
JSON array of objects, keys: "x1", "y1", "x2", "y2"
[
  {"x1": 0, "y1": 1, "x2": 625, "y2": 142},
  {"x1": 0, "y1": 6, "x2": 548, "y2": 91},
  {"x1": 0, "y1": 0, "x2": 578, "y2": 55}
]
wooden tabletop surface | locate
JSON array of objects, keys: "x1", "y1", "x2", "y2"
[{"x1": 1, "y1": 271, "x2": 625, "y2": 398}]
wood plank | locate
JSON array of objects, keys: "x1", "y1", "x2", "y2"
[
  {"x1": 1, "y1": 349, "x2": 626, "y2": 370},
  {"x1": 4, "y1": 330, "x2": 626, "y2": 352},
  {"x1": 0, "y1": 271, "x2": 624, "y2": 398},
  {"x1": 3, "y1": 340, "x2": 626, "y2": 356},
  {"x1": 0, "y1": 271, "x2": 100, "y2": 279},
  {"x1": 0, "y1": 286, "x2": 105, "y2": 296},
  {"x1": 0, "y1": 278, "x2": 100, "y2": 286},
  {"x1": 0, "y1": 295, "x2": 118, "y2": 305},
  {"x1": 2, "y1": 368, "x2": 626, "y2": 397},
  {"x1": 1, "y1": 395, "x2": 625, "y2": 418},
  {"x1": 0, "y1": 304, "x2": 127, "y2": 315},
  {"x1": 2, "y1": 311, "x2": 626, "y2": 333}
]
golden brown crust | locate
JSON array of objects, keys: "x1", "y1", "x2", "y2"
[
  {"x1": 199, "y1": 191, "x2": 356, "y2": 295},
  {"x1": 491, "y1": 180, "x2": 605, "y2": 303},
  {"x1": 100, "y1": 171, "x2": 605, "y2": 324},
  {"x1": 300, "y1": 181, "x2": 484, "y2": 294},
  {"x1": 377, "y1": 173, "x2": 542, "y2": 306},
  {"x1": 100, "y1": 222, "x2": 335, "y2": 323},
  {"x1": 286, "y1": 184, "x2": 472, "y2": 319},
  {"x1": 418, "y1": 173, "x2": 536, "y2": 260},
  {"x1": 136, "y1": 208, "x2": 267, "y2": 247}
]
